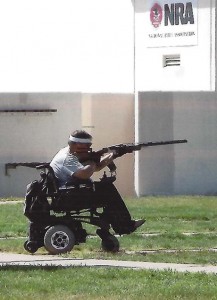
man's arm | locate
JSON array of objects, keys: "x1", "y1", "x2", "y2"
[
  {"x1": 73, "y1": 153, "x2": 114, "y2": 179},
  {"x1": 73, "y1": 162, "x2": 97, "y2": 179}
]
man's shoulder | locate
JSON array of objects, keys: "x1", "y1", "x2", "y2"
[
  {"x1": 52, "y1": 146, "x2": 69, "y2": 160},
  {"x1": 54, "y1": 146, "x2": 78, "y2": 162},
  {"x1": 57, "y1": 146, "x2": 69, "y2": 155},
  {"x1": 61, "y1": 146, "x2": 69, "y2": 152}
]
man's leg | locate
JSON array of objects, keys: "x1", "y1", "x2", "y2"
[
  {"x1": 58, "y1": 183, "x2": 144, "y2": 234},
  {"x1": 93, "y1": 182, "x2": 144, "y2": 234}
]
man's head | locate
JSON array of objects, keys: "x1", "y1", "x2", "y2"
[{"x1": 68, "y1": 130, "x2": 92, "y2": 154}]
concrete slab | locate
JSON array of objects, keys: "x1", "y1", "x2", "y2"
[{"x1": 1, "y1": 252, "x2": 217, "y2": 274}]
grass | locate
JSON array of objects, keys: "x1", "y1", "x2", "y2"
[
  {"x1": 1, "y1": 196, "x2": 217, "y2": 263},
  {"x1": 1, "y1": 196, "x2": 217, "y2": 299},
  {"x1": 0, "y1": 266, "x2": 217, "y2": 300}
]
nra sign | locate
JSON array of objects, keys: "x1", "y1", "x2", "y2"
[{"x1": 145, "y1": 0, "x2": 198, "y2": 47}]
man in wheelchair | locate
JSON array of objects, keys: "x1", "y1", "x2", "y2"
[
  {"x1": 50, "y1": 129, "x2": 145, "y2": 235},
  {"x1": 24, "y1": 130, "x2": 145, "y2": 254}
]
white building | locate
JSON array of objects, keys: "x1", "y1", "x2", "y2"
[{"x1": 0, "y1": 0, "x2": 216, "y2": 197}]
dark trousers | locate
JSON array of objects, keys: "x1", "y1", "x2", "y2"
[{"x1": 59, "y1": 181, "x2": 134, "y2": 234}]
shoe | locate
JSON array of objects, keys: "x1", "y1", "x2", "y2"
[{"x1": 131, "y1": 219, "x2": 146, "y2": 232}]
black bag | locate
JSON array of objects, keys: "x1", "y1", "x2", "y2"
[{"x1": 24, "y1": 179, "x2": 50, "y2": 221}]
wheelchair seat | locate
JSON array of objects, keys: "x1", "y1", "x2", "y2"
[{"x1": 44, "y1": 165, "x2": 94, "y2": 212}]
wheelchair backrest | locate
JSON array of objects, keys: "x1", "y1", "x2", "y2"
[
  {"x1": 36, "y1": 164, "x2": 59, "y2": 196},
  {"x1": 24, "y1": 178, "x2": 50, "y2": 220},
  {"x1": 46, "y1": 169, "x2": 59, "y2": 195}
]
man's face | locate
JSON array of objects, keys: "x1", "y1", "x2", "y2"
[
  {"x1": 69, "y1": 143, "x2": 91, "y2": 158},
  {"x1": 73, "y1": 142, "x2": 92, "y2": 153},
  {"x1": 70, "y1": 142, "x2": 92, "y2": 160}
]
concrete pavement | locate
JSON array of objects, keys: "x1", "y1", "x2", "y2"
[{"x1": 1, "y1": 252, "x2": 217, "y2": 274}]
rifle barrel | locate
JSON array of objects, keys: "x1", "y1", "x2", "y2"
[{"x1": 138, "y1": 139, "x2": 187, "y2": 147}]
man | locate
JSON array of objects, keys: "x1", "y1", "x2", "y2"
[{"x1": 50, "y1": 129, "x2": 145, "y2": 235}]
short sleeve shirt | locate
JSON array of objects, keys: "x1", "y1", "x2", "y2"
[{"x1": 50, "y1": 146, "x2": 84, "y2": 187}]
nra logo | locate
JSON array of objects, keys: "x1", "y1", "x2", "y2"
[
  {"x1": 150, "y1": 3, "x2": 163, "y2": 28},
  {"x1": 150, "y1": 2, "x2": 195, "y2": 28}
]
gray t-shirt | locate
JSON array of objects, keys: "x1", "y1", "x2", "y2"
[{"x1": 50, "y1": 146, "x2": 84, "y2": 187}]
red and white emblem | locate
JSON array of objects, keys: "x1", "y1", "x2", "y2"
[{"x1": 150, "y1": 3, "x2": 163, "y2": 28}]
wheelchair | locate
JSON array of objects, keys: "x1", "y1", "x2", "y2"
[{"x1": 23, "y1": 164, "x2": 120, "y2": 255}]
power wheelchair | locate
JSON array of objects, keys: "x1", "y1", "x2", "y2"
[{"x1": 23, "y1": 164, "x2": 120, "y2": 254}]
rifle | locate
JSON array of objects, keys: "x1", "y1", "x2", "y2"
[
  {"x1": 5, "y1": 140, "x2": 187, "y2": 175},
  {"x1": 84, "y1": 139, "x2": 188, "y2": 172}
]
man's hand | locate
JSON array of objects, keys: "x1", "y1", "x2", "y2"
[{"x1": 95, "y1": 153, "x2": 114, "y2": 171}]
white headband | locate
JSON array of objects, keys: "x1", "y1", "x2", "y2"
[{"x1": 69, "y1": 135, "x2": 92, "y2": 144}]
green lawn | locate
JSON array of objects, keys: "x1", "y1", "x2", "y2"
[
  {"x1": 1, "y1": 196, "x2": 217, "y2": 299},
  {"x1": 1, "y1": 266, "x2": 217, "y2": 300},
  {"x1": 1, "y1": 196, "x2": 217, "y2": 261}
]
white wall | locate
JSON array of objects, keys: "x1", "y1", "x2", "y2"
[
  {"x1": 134, "y1": 0, "x2": 217, "y2": 195},
  {"x1": 82, "y1": 94, "x2": 135, "y2": 196},
  {"x1": 0, "y1": 1, "x2": 136, "y2": 198},
  {"x1": 135, "y1": 0, "x2": 216, "y2": 91},
  {"x1": 1, "y1": 0, "x2": 217, "y2": 197},
  {"x1": 0, "y1": 92, "x2": 135, "y2": 197},
  {"x1": 0, "y1": 0, "x2": 134, "y2": 93},
  {"x1": 0, "y1": 93, "x2": 82, "y2": 197},
  {"x1": 136, "y1": 92, "x2": 217, "y2": 196}
]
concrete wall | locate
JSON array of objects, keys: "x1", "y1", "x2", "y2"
[
  {"x1": 1, "y1": 1, "x2": 217, "y2": 197},
  {"x1": 136, "y1": 92, "x2": 217, "y2": 196},
  {"x1": 0, "y1": 92, "x2": 134, "y2": 197},
  {"x1": 134, "y1": 0, "x2": 216, "y2": 91},
  {"x1": 0, "y1": 93, "x2": 82, "y2": 197},
  {"x1": 0, "y1": 1, "x2": 136, "y2": 197},
  {"x1": 81, "y1": 93, "x2": 135, "y2": 196},
  {"x1": 134, "y1": 1, "x2": 217, "y2": 195}
]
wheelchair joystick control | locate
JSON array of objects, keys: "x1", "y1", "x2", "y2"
[{"x1": 100, "y1": 171, "x2": 116, "y2": 183}]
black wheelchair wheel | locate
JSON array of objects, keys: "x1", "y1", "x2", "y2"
[
  {"x1": 44, "y1": 225, "x2": 75, "y2": 255},
  {"x1": 24, "y1": 240, "x2": 39, "y2": 254},
  {"x1": 101, "y1": 235, "x2": 120, "y2": 252}
]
